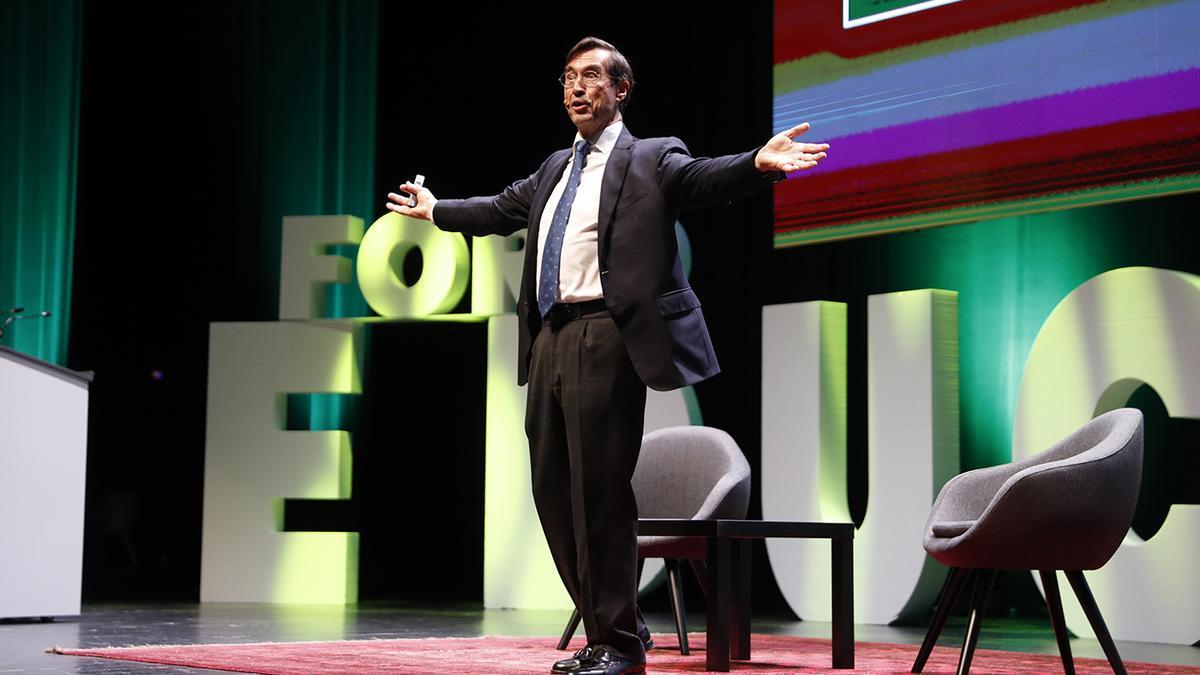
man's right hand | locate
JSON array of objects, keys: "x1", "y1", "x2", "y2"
[{"x1": 386, "y1": 181, "x2": 437, "y2": 221}]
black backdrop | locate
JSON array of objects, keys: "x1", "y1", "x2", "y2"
[{"x1": 68, "y1": 1, "x2": 793, "y2": 613}]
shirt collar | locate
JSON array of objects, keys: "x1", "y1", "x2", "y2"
[{"x1": 574, "y1": 120, "x2": 623, "y2": 157}]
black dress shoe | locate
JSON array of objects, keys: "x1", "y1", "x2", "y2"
[
  {"x1": 551, "y1": 645, "x2": 594, "y2": 673},
  {"x1": 574, "y1": 648, "x2": 645, "y2": 675},
  {"x1": 637, "y1": 626, "x2": 654, "y2": 651}
]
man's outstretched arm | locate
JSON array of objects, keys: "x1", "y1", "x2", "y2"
[
  {"x1": 660, "y1": 122, "x2": 829, "y2": 207},
  {"x1": 754, "y1": 122, "x2": 829, "y2": 173},
  {"x1": 385, "y1": 169, "x2": 541, "y2": 238}
]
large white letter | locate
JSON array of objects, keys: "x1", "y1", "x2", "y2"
[
  {"x1": 201, "y1": 321, "x2": 359, "y2": 603},
  {"x1": 278, "y1": 215, "x2": 363, "y2": 319},
  {"x1": 762, "y1": 301, "x2": 851, "y2": 620},
  {"x1": 1013, "y1": 266, "x2": 1200, "y2": 645},
  {"x1": 471, "y1": 231, "x2": 525, "y2": 316},
  {"x1": 863, "y1": 289, "x2": 959, "y2": 623},
  {"x1": 481, "y1": 314, "x2": 569, "y2": 610},
  {"x1": 762, "y1": 291, "x2": 959, "y2": 625}
]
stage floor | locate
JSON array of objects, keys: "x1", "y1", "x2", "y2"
[{"x1": 3, "y1": 603, "x2": 1197, "y2": 673}]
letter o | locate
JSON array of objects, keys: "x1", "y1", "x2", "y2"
[{"x1": 357, "y1": 212, "x2": 470, "y2": 317}]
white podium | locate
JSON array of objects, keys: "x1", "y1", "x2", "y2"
[{"x1": 0, "y1": 345, "x2": 91, "y2": 619}]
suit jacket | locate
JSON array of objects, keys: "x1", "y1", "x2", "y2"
[{"x1": 433, "y1": 126, "x2": 780, "y2": 391}]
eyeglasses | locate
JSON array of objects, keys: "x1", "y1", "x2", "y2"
[{"x1": 558, "y1": 71, "x2": 607, "y2": 88}]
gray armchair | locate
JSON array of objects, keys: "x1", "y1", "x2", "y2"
[
  {"x1": 557, "y1": 425, "x2": 751, "y2": 655},
  {"x1": 912, "y1": 408, "x2": 1144, "y2": 675}
]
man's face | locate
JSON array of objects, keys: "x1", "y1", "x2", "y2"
[{"x1": 562, "y1": 48, "x2": 628, "y2": 138}]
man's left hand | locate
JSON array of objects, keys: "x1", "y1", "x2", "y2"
[{"x1": 755, "y1": 122, "x2": 829, "y2": 174}]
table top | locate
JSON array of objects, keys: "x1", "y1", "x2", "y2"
[
  {"x1": 637, "y1": 518, "x2": 854, "y2": 539},
  {"x1": 0, "y1": 344, "x2": 94, "y2": 384}
]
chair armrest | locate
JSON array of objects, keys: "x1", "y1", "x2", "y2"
[
  {"x1": 692, "y1": 472, "x2": 751, "y2": 521},
  {"x1": 928, "y1": 462, "x2": 1024, "y2": 524},
  {"x1": 931, "y1": 521, "x2": 974, "y2": 538}
]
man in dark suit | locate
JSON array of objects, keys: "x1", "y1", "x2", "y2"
[{"x1": 387, "y1": 37, "x2": 827, "y2": 675}]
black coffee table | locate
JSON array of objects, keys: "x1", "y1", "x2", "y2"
[{"x1": 637, "y1": 518, "x2": 855, "y2": 671}]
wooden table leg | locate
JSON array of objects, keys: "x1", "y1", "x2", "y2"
[
  {"x1": 706, "y1": 535, "x2": 731, "y2": 672},
  {"x1": 831, "y1": 537, "x2": 854, "y2": 669},
  {"x1": 731, "y1": 539, "x2": 751, "y2": 660}
]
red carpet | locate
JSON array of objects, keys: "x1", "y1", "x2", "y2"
[{"x1": 52, "y1": 633, "x2": 1190, "y2": 674}]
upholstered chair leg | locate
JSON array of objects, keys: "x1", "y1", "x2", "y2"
[
  {"x1": 556, "y1": 607, "x2": 582, "y2": 650},
  {"x1": 957, "y1": 569, "x2": 996, "y2": 675},
  {"x1": 912, "y1": 567, "x2": 973, "y2": 673},
  {"x1": 665, "y1": 558, "x2": 690, "y2": 655},
  {"x1": 1064, "y1": 570, "x2": 1127, "y2": 675},
  {"x1": 1039, "y1": 570, "x2": 1075, "y2": 675}
]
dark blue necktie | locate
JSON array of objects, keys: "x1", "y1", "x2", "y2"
[{"x1": 538, "y1": 140, "x2": 591, "y2": 318}]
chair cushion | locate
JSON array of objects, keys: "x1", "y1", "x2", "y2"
[{"x1": 931, "y1": 521, "x2": 975, "y2": 538}]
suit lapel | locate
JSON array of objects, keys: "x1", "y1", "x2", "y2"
[
  {"x1": 597, "y1": 127, "x2": 635, "y2": 264},
  {"x1": 522, "y1": 148, "x2": 572, "y2": 304},
  {"x1": 527, "y1": 149, "x2": 572, "y2": 245}
]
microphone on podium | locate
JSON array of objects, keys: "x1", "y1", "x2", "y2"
[{"x1": 0, "y1": 310, "x2": 51, "y2": 339}]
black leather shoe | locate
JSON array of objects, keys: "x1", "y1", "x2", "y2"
[
  {"x1": 637, "y1": 625, "x2": 654, "y2": 651},
  {"x1": 551, "y1": 646, "x2": 594, "y2": 673},
  {"x1": 575, "y1": 648, "x2": 645, "y2": 675}
]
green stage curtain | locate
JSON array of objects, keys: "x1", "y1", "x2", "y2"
[
  {"x1": 259, "y1": 0, "x2": 378, "y2": 319},
  {"x1": 0, "y1": 0, "x2": 82, "y2": 364}
]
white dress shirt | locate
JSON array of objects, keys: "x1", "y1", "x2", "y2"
[{"x1": 534, "y1": 120, "x2": 624, "y2": 305}]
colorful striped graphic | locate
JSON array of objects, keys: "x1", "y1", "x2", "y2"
[{"x1": 774, "y1": 0, "x2": 1200, "y2": 246}]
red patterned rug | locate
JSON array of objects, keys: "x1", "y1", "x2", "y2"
[{"x1": 51, "y1": 633, "x2": 1190, "y2": 674}]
